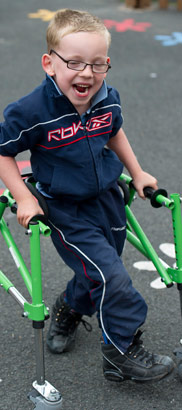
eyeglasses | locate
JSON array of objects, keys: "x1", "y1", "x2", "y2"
[{"x1": 50, "y1": 49, "x2": 111, "y2": 74}]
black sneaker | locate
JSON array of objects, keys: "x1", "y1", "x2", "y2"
[
  {"x1": 46, "y1": 292, "x2": 92, "y2": 353},
  {"x1": 101, "y1": 330, "x2": 175, "y2": 382}
]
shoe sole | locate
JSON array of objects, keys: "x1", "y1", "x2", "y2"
[
  {"x1": 104, "y1": 370, "x2": 125, "y2": 382},
  {"x1": 46, "y1": 337, "x2": 76, "y2": 354},
  {"x1": 104, "y1": 365, "x2": 175, "y2": 383}
]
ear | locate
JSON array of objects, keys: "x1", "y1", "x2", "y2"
[
  {"x1": 41, "y1": 53, "x2": 55, "y2": 76},
  {"x1": 103, "y1": 56, "x2": 111, "y2": 79}
]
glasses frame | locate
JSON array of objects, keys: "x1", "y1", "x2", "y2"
[{"x1": 50, "y1": 49, "x2": 111, "y2": 74}]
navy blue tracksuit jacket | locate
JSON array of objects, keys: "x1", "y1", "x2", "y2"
[{"x1": 0, "y1": 75, "x2": 147, "y2": 353}]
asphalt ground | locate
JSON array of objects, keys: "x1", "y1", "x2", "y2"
[{"x1": 0, "y1": 1, "x2": 182, "y2": 409}]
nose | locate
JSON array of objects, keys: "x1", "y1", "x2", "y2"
[{"x1": 79, "y1": 64, "x2": 93, "y2": 77}]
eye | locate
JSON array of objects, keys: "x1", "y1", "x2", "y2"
[
  {"x1": 93, "y1": 64, "x2": 108, "y2": 71},
  {"x1": 68, "y1": 61, "x2": 84, "y2": 70}
]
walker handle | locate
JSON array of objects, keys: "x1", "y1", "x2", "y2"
[
  {"x1": 129, "y1": 181, "x2": 169, "y2": 208},
  {"x1": 10, "y1": 204, "x2": 50, "y2": 235},
  {"x1": 28, "y1": 214, "x2": 51, "y2": 236},
  {"x1": 143, "y1": 186, "x2": 155, "y2": 199}
]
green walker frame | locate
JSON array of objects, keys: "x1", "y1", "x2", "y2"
[
  {"x1": 1, "y1": 172, "x2": 182, "y2": 408},
  {"x1": 0, "y1": 180, "x2": 63, "y2": 409}
]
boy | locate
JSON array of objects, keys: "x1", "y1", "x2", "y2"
[{"x1": 0, "y1": 9, "x2": 174, "y2": 382}]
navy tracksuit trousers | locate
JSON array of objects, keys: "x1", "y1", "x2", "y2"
[{"x1": 46, "y1": 183, "x2": 147, "y2": 353}]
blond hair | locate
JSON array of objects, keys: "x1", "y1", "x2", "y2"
[{"x1": 46, "y1": 9, "x2": 111, "y2": 52}]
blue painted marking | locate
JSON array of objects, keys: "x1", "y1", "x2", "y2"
[{"x1": 155, "y1": 32, "x2": 182, "y2": 46}]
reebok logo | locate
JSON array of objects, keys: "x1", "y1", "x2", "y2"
[
  {"x1": 48, "y1": 112, "x2": 112, "y2": 142},
  {"x1": 86, "y1": 113, "x2": 112, "y2": 131}
]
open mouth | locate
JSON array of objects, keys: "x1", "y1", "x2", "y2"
[{"x1": 73, "y1": 84, "x2": 91, "y2": 96}]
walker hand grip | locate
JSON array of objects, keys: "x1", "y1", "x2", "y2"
[
  {"x1": 143, "y1": 186, "x2": 154, "y2": 199},
  {"x1": 28, "y1": 214, "x2": 51, "y2": 236},
  {"x1": 129, "y1": 181, "x2": 154, "y2": 198},
  {"x1": 129, "y1": 181, "x2": 168, "y2": 208},
  {"x1": 10, "y1": 204, "x2": 50, "y2": 235},
  {"x1": 147, "y1": 188, "x2": 168, "y2": 208},
  {"x1": 29, "y1": 214, "x2": 48, "y2": 225}
]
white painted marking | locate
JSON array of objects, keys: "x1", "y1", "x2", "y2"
[
  {"x1": 159, "y1": 243, "x2": 175, "y2": 258},
  {"x1": 133, "y1": 260, "x2": 156, "y2": 271},
  {"x1": 133, "y1": 257, "x2": 169, "y2": 272},
  {"x1": 132, "y1": 244, "x2": 175, "y2": 290},
  {"x1": 150, "y1": 277, "x2": 166, "y2": 289}
]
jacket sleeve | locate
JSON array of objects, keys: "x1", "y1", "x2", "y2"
[
  {"x1": 109, "y1": 87, "x2": 124, "y2": 139},
  {"x1": 0, "y1": 99, "x2": 40, "y2": 157}
]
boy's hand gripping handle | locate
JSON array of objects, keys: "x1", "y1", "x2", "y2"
[{"x1": 129, "y1": 181, "x2": 168, "y2": 208}]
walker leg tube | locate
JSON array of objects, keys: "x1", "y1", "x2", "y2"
[
  {"x1": 125, "y1": 205, "x2": 173, "y2": 286},
  {"x1": 173, "y1": 284, "x2": 182, "y2": 380},
  {"x1": 171, "y1": 194, "x2": 182, "y2": 271},
  {"x1": 178, "y1": 284, "x2": 182, "y2": 319},
  {"x1": 30, "y1": 321, "x2": 63, "y2": 407},
  {"x1": 33, "y1": 322, "x2": 45, "y2": 385},
  {"x1": 27, "y1": 222, "x2": 62, "y2": 405}
]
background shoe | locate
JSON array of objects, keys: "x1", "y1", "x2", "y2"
[
  {"x1": 101, "y1": 330, "x2": 175, "y2": 382},
  {"x1": 47, "y1": 292, "x2": 92, "y2": 353}
]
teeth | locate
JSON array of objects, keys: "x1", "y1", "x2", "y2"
[{"x1": 75, "y1": 84, "x2": 89, "y2": 88}]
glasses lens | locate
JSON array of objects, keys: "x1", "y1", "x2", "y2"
[
  {"x1": 93, "y1": 64, "x2": 109, "y2": 73},
  {"x1": 68, "y1": 61, "x2": 85, "y2": 71}
]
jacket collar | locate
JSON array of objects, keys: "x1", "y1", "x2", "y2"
[{"x1": 46, "y1": 74, "x2": 108, "y2": 111}]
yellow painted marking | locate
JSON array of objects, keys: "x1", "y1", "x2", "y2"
[{"x1": 28, "y1": 9, "x2": 56, "y2": 21}]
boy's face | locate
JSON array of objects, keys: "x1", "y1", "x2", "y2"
[{"x1": 42, "y1": 32, "x2": 110, "y2": 115}]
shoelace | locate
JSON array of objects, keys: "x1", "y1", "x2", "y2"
[
  {"x1": 127, "y1": 330, "x2": 155, "y2": 365},
  {"x1": 80, "y1": 318, "x2": 92, "y2": 332},
  {"x1": 54, "y1": 305, "x2": 92, "y2": 335}
]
